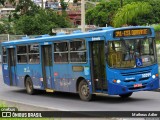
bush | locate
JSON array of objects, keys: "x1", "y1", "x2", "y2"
[{"x1": 151, "y1": 24, "x2": 160, "y2": 32}]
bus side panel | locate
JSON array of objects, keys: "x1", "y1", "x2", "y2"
[
  {"x1": 53, "y1": 64, "x2": 91, "y2": 93},
  {"x1": 68, "y1": 64, "x2": 82, "y2": 93},
  {"x1": 29, "y1": 64, "x2": 44, "y2": 89},
  {"x1": 16, "y1": 64, "x2": 43, "y2": 89},
  {"x1": 2, "y1": 64, "x2": 10, "y2": 86},
  {"x1": 44, "y1": 66, "x2": 53, "y2": 89},
  {"x1": 69, "y1": 64, "x2": 92, "y2": 93},
  {"x1": 53, "y1": 64, "x2": 70, "y2": 92},
  {"x1": 16, "y1": 64, "x2": 28, "y2": 87}
]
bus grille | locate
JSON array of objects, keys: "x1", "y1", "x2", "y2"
[
  {"x1": 124, "y1": 79, "x2": 136, "y2": 82},
  {"x1": 124, "y1": 77, "x2": 150, "y2": 83},
  {"x1": 139, "y1": 77, "x2": 150, "y2": 81},
  {"x1": 121, "y1": 69, "x2": 151, "y2": 76}
]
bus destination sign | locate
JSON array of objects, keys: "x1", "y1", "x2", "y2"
[{"x1": 113, "y1": 28, "x2": 151, "y2": 38}]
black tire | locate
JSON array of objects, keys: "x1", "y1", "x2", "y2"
[
  {"x1": 78, "y1": 80, "x2": 92, "y2": 101},
  {"x1": 25, "y1": 77, "x2": 35, "y2": 95},
  {"x1": 119, "y1": 92, "x2": 133, "y2": 98}
]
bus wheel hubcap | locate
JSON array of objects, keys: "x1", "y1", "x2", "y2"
[{"x1": 81, "y1": 85, "x2": 89, "y2": 96}]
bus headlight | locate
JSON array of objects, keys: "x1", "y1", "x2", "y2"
[
  {"x1": 152, "y1": 74, "x2": 158, "y2": 79},
  {"x1": 117, "y1": 80, "x2": 121, "y2": 83},
  {"x1": 152, "y1": 75, "x2": 156, "y2": 79}
]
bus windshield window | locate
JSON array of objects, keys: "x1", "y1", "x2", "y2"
[{"x1": 107, "y1": 38, "x2": 156, "y2": 68}]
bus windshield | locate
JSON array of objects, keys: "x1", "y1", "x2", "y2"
[{"x1": 107, "y1": 38, "x2": 156, "y2": 68}]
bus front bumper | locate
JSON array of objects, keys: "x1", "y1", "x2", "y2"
[{"x1": 108, "y1": 78, "x2": 159, "y2": 95}]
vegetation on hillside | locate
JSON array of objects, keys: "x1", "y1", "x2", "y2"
[
  {"x1": 0, "y1": 0, "x2": 72, "y2": 35},
  {"x1": 1, "y1": 0, "x2": 160, "y2": 34},
  {"x1": 86, "y1": 0, "x2": 160, "y2": 27}
]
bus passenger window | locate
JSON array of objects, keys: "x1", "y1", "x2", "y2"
[
  {"x1": 70, "y1": 39, "x2": 86, "y2": 63},
  {"x1": 17, "y1": 45, "x2": 27, "y2": 64},
  {"x1": 54, "y1": 42, "x2": 68, "y2": 63},
  {"x1": 17, "y1": 55, "x2": 27, "y2": 63},
  {"x1": 28, "y1": 44, "x2": 40, "y2": 64},
  {"x1": 29, "y1": 54, "x2": 39, "y2": 63},
  {"x1": 17, "y1": 45, "x2": 27, "y2": 54}
]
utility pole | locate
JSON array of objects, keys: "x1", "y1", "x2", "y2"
[
  {"x1": 42, "y1": 0, "x2": 44, "y2": 8},
  {"x1": 81, "y1": 0, "x2": 85, "y2": 32}
]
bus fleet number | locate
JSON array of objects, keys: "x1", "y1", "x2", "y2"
[{"x1": 142, "y1": 73, "x2": 151, "y2": 78}]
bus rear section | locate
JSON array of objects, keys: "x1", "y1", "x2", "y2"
[{"x1": 2, "y1": 47, "x2": 17, "y2": 86}]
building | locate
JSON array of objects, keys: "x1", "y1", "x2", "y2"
[
  {"x1": 0, "y1": 0, "x2": 16, "y2": 18},
  {"x1": 0, "y1": 8, "x2": 15, "y2": 18}
]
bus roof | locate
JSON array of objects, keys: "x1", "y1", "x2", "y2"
[{"x1": 1, "y1": 26, "x2": 153, "y2": 46}]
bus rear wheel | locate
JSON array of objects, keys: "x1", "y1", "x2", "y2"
[
  {"x1": 119, "y1": 92, "x2": 133, "y2": 98},
  {"x1": 26, "y1": 77, "x2": 35, "y2": 95},
  {"x1": 78, "y1": 80, "x2": 92, "y2": 101}
]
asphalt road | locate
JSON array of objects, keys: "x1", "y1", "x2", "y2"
[{"x1": 0, "y1": 65, "x2": 160, "y2": 111}]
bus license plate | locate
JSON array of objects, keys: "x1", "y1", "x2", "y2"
[{"x1": 134, "y1": 83, "x2": 142, "y2": 88}]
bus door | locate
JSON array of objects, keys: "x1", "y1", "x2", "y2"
[
  {"x1": 8, "y1": 48, "x2": 17, "y2": 86},
  {"x1": 41, "y1": 45, "x2": 53, "y2": 89},
  {"x1": 90, "y1": 41, "x2": 107, "y2": 92}
]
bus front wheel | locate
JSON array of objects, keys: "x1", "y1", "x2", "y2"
[
  {"x1": 26, "y1": 77, "x2": 35, "y2": 95},
  {"x1": 119, "y1": 92, "x2": 133, "y2": 98},
  {"x1": 78, "y1": 80, "x2": 92, "y2": 101}
]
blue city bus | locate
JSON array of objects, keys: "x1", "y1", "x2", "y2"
[{"x1": 1, "y1": 26, "x2": 159, "y2": 101}]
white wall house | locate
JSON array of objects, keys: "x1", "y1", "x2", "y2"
[{"x1": 0, "y1": 8, "x2": 15, "y2": 18}]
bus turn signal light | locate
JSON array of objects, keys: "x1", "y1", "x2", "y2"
[
  {"x1": 156, "y1": 74, "x2": 159, "y2": 77},
  {"x1": 113, "y1": 80, "x2": 117, "y2": 83}
]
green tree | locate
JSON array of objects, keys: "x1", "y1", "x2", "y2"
[
  {"x1": 86, "y1": 0, "x2": 120, "y2": 27},
  {"x1": 13, "y1": 9, "x2": 71, "y2": 35},
  {"x1": 113, "y1": 2, "x2": 152, "y2": 27},
  {"x1": 0, "y1": 17, "x2": 14, "y2": 34},
  {"x1": 0, "y1": 0, "x2": 5, "y2": 5},
  {"x1": 60, "y1": 0, "x2": 69, "y2": 10},
  {"x1": 122, "y1": 0, "x2": 160, "y2": 25},
  {"x1": 60, "y1": 0, "x2": 70, "y2": 16},
  {"x1": 86, "y1": 0, "x2": 160, "y2": 27},
  {"x1": 135, "y1": 0, "x2": 160, "y2": 25},
  {"x1": 0, "y1": 24, "x2": 5, "y2": 34},
  {"x1": 0, "y1": 0, "x2": 72, "y2": 34},
  {"x1": 8, "y1": 0, "x2": 40, "y2": 20}
]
